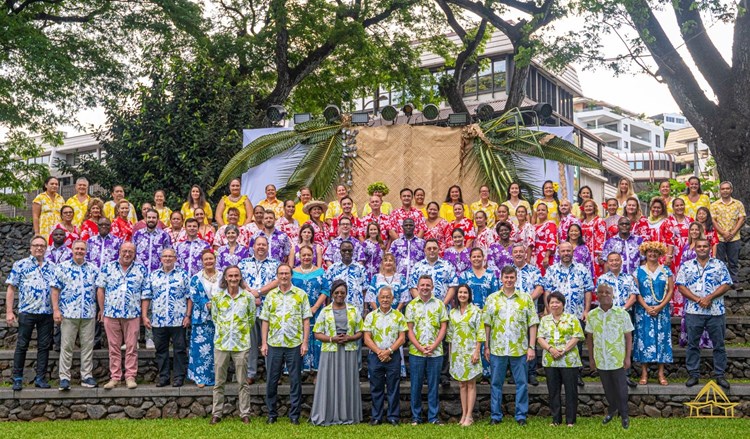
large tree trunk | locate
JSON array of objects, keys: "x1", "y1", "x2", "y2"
[
  {"x1": 702, "y1": 114, "x2": 750, "y2": 208},
  {"x1": 504, "y1": 55, "x2": 529, "y2": 111}
]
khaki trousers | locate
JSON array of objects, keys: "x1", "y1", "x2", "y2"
[
  {"x1": 59, "y1": 318, "x2": 95, "y2": 381},
  {"x1": 213, "y1": 349, "x2": 251, "y2": 417}
]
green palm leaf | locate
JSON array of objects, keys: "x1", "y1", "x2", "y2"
[
  {"x1": 209, "y1": 129, "x2": 302, "y2": 194},
  {"x1": 278, "y1": 133, "x2": 344, "y2": 200}
]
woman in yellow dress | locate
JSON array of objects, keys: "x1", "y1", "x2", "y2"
[
  {"x1": 532, "y1": 180, "x2": 560, "y2": 225},
  {"x1": 153, "y1": 190, "x2": 173, "y2": 224},
  {"x1": 678, "y1": 176, "x2": 710, "y2": 218},
  {"x1": 440, "y1": 185, "x2": 470, "y2": 221},
  {"x1": 469, "y1": 185, "x2": 499, "y2": 227},
  {"x1": 293, "y1": 186, "x2": 314, "y2": 224},
  {"x1": 32, "y1": 176, "x2": 65, "y2": 237},
  {"x1": 214, "y1": 178, "x2": 253, "y2": 226},
  {"x1": 181, "y1": 185, "x2": 213, "y2": 225},
  {"x1": 500, "y1": 182, "x2": 531, "y2": 224},
  {"x1": 325, "y1": 184, "x2": 358, "y2": 222},
  {"x1": 615, "y1": 178, "x2": 637, "y2": 216}
]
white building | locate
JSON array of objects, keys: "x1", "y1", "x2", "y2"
[
  {"x1": 664, "y1": 126, "x2": 716, "y2": 183},
  {"x1": 573, "y1": 98, "x2": 665, "y2": 154},
  {"x1": 650, "y1": 112, "x2": 691, "y2": 132}
]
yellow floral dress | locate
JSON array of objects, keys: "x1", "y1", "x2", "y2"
[
  {"x1": 220, "y1": 195, "x2": 250, "y2": 224},
  {"x1": 447, "y1": 304, "x2": 486, "y2": 381},
  {"x1": 679, "y1": 194, "x2": 710, "y2": 219},
  {"x1": 65, "y1": 194, "x2": 90, "y2": 226},
  {"x1": 33, "y1": 192, "x2": 65, "y2": 237},
  {"x1": 155, "y1": 206, "x2": 173, "y2": 224},
  {"x1": 533, "y1": 199, "x2": 560, "y2": 224},
  {"x1": 470, "y1": 200, "x2": 499, "y2": 227}
]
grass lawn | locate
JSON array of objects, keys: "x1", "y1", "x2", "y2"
[{"x1": 2, "y1": 417, "x2": 749, "y2": 438}]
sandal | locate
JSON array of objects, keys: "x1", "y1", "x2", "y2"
[
  {"x1": 463, "y1": 418, "x2": 473, "y2": 427},
  {"x1": 659, "y1": 376, "x2": 668, "y2": 386}
]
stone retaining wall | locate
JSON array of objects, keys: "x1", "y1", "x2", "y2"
[{"x1": 2, "y1": 383, "x2": 750, "y2": 421}]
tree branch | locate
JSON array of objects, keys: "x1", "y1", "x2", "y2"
[
  {"x1": 673, "y1": 0, "x2": 731, "y2": 98},
  {"x1": 436, "y1": 0, "x2": 467, "y2": 40},
  {"x1": 624, "y1": 0, "x2": 717, "y2": 134},
  {"x1": 444, "y1": 0, "x2": 522, "y2": 40}
]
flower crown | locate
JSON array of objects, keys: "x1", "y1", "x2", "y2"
[{"x1": 639, "y1": 241, "x2": 667, "y2": 255}]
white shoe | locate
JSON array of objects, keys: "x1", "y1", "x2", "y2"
[
  {"x1": 146, "y1": 339, "x2": 155, "y2": 349},
  {"x1": 120, "y1": 344, "x2": 126, "y2": 350}
]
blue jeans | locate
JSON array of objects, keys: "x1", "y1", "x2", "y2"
[
  {"x1": 685, "y1": 313, "x2": 726, "y2": 378},
  {"x1": 409, "y1": 354, "x2": 442, "y2": 423},
  {"x1": 490, "y1": 354, "x2": 529, "y2": 421},
  {"x1": 717, "y1": 240, "x2": 740, "y2": 283},
  {"x1": 369, "y1": 352, "x2": 401, "y2": 422}
]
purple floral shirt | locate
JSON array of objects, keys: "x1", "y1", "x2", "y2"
[
  {"x1": 175, "y1": 238, "x2": 211, "y2": 277},
  {"x1": 487, "y1": 242, "x2": 513, "y2": 273},
  {"x1": 442, "y1": 247, "x2": 471, "y2": 275},
  {"x1": 133, "y1": 228, "x2": 172, "y2": 274},
  {"x1": 323, "y1": 236, "x2": 363, "y2": 265},
  {"x1": 359, "y1": 240, "x2": 384, "y2": 281},
  {"x1": 601, "y1": 234, "x2": 644, "y2": 275},
  {"x1": 389, "y1": 236, "x2": 426, "y2": 279},
  {"x1": 86, "y1": 234, "x2": 122, "y2": 268},
  {"x1": 216, "y1": 244, "x2": 251, "y2": 270},
  {"x1": 45, "y1": 245, "x2": 72, "y2": 265},
  {"x1": 250, "y1": 229, "x2": 292, "y2": 263}
]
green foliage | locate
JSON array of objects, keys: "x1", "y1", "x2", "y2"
[
  {"x1": 0, "y1": 133, "x2": 50, "y2": 221},
  {"x1": 637, "y1": 177, "x2": 720, "y2": 204},
  {"x1": 61, "y1": 56, "x2": 259, "y2": 209}
]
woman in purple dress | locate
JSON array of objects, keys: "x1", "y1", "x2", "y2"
[
  {"x1": 292, "y1": 223, "x2": 323, "y2": 268},
  {"x1": 215, "y1": 225, "x2": 250, "y2": 270},
  {"x1": 360, "y1": 222, "x2": 385, "y2": 281}
]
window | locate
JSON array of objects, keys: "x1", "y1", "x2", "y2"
[
  {"x1": 655, "y1": 135, "x2": 661, "y2": 148},
  {"x1": 623, "y1": 124, "x2": 628, "y2": 132},
  {"x1": 492, "y1": 59, "x2": 506, "y2": 92},
  {"x1": 624, "y1": 141, "x2": 629, "y2": 149},
  {"x1": 666, "y1": 116, "x2": 675, "y2": 123},
  {"x1": 477, "y1": 64, "x2": 492, "y2": 94},
  {"x1": 635, "y1": 161, "x2": 644, "y2": 170},
  {"x1": 676, "y1": 118, "x2": 685, "y2": 124}
]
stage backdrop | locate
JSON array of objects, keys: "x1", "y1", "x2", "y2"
[{"x1": 240, "y1": 125, "x2": 576, "y2": 206}]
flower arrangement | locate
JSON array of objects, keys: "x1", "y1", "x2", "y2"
[{"x1": 367, "y1": 181, "x2": 390, "y2": 196}]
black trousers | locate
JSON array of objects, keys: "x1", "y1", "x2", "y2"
[
  {"x1": 369, "y1": 352, "x2": 402, "y2": 422},
  {"x1": 546, "y1": 367, "x2": 578, "y2": 424},
  {"x1": 153, "y1": 326, "x2": 187, "y2": 381},
  {"x1": 13, "y1": 313, "x2": 54, "y2": 379},
  {"x1": 266, "y1": 345, "x2": 302, "y2": 420},
  {"x1": 599, "y1": 368, "x2": 629, "y2": 420}
]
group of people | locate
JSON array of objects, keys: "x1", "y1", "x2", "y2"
[{"x1": 6, "y1": 174, "x2": 742, "y2": 427}]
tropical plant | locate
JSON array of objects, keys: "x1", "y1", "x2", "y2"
[{"x1": 211, "y1": 109, "x2": 603, "y2": 202}]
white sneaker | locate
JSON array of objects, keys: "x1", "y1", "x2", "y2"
[
  {"x1": 146, "y1": 339, "x2": 155, "y2": 349},
  {"x1": 120, "y1": 344, "x2": 126, "y2": 350}
]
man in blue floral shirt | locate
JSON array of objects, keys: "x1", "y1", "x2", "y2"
[
  {"x1": 238, "y1": 235, "x2": 279, "y2": 383},
  {"x1": 51, "y1": 240, "x2": 100, "y2": 390},
  {"x1": 5, "y1": 235, "x2": 56, "y2": 391},
  {"x1": 676, "y1": 239, "x2": 733, "y2": 390},
  {"x1": 408, "y1": 239, "x2": 458, "y2": 304},
  {"x1": 96, "y1": 242, "x2": 149, "y2": 390},
  {"x1": 142, "y1": 248, "x2": 191, "y2": 387}
]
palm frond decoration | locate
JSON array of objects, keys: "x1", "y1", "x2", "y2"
[{"x1": 213, "y1": 109, "x2": 603, "y2": 203}]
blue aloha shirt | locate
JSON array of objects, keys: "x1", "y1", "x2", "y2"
[
  {"x1": 459, "y1": 269, "x2": 499, "y2": 308},
  {"x1": 323, "y1": 236, "x2": 364, "y2": 264},
  {"x1": 544, "y1": 262, "x2": 594, "y2": 319},
  {"x1": 408, "y1": 259, "x2": 459, "y2": 301},
  {"x1": 86, "y1": 234, "x2": 122, "y2": 268},
  {"x1": 676, "y1": 258, "x2": 732, "y2": 316},
  {"x1": 51, "y1": 259, "x2": 99, "y2": 319},
  {"x1": 132, "y1": 228, "x2": 172, "y2": 274},
  {"x1": 366, "y1": 273, "x2": 410, "y2": 307},
  {"x1": 6, "y1": 256, "x2": 56, "y2": 314},
  {"x1": 597, "y1": 271, "x2": 639, "y2": 308},
  {"x1": 250, "y1": 229, "x2": 292, "y2": 263},
  {"x1": 238, "y1": 256, "x2": 279, "y2": 315},
  {"x1": 45, "y1": 245, "x2": 72, "y2": 265},
  {"x1": 143, "y1": 267, "x2": 190, "y2": 327},
  {"x1": 512, "y1": 263, "x2": 546, "y2": 296},
  {"x1": 324, "y1": 261, "x2": 368, "y2": 313},
  {"x1": 96, "y1": 261, "x2": 149, "y2": 319},
  {"x1": 175, "y1": 238, "x2": 211, "y2": 277}
]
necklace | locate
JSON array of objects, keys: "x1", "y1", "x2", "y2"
[
  {"x1": 202, "y1": 270, "x2": 218, "y2": 283},
  {"x1": 644, "y1": 265, "x2": 668, "y2": 303},
  {"x1": 299, "y1": 265, "x2": 314, "y2": 274}
]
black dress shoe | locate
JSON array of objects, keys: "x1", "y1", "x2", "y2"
[
  {"x1": 626, "y1": 378, "x2": 638, "y2": 389},
  {"x1": 716, "y1": 377, "x2": 731, "y2": 390},
  {"x1": 210, "y1": 416, "x2": 221, "y2": 425},
  {"x1": 621, "y1": 418, "x2": 630, "y2": 430},
  {"x1": 266, "y1": 417, "x2": 277, "y2": 424},
  {"x1": 489, "y1": 419, "x2": 502, "y2": 425},
  {"x1": 577, "y1": 376, "x2": 585, "y2": 387},
  {"x1": 156, "y1": 379, "x2": 169, "y2": 387},
  {"x1": 290, "y1": 418, "x2": 300, "y2": 425},
  {"x1": 685, "y1": 376, "x2": 699, "y2": 388},
  {"x1": 369, "y1": 419, "x2": 381, "y2": 426},
  {"x1": 388, "y1": 419, "x2": 399, "y2": 426},
  {"x1": 528, "y1": 375, "x2": 539, "y2": 386},
  {"x1": 172, "y1": 379, "x2": 184, "y2": 387},
  {"x1": 602, "y1": 414, "x2": 615, "y2": 425},
  {"x1": 517, "y1": 419, "x2": 527, "y2": 426},
  {"x1": 241, "y1": 416, "x2": 250, "y2": 424}
]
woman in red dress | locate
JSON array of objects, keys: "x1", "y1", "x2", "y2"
[
  {"x1": 580, "y1": 199, "x2": 606, "y2": 280},
  {"x1": 424, "y1": 201, "x2": 450, "y2": 253},
  {"x1": 533, "y1": 203, "x2": 557, "y2": 276}
]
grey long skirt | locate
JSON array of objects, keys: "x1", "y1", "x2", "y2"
[{"x1": 310, "y1": 348, "x2": 362, "y2": 426}]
